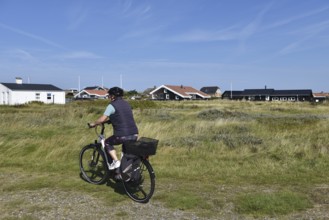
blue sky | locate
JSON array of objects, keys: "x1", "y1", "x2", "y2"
[{"x1": 1, "y1": 0, "x2": 329, "y2": 92}]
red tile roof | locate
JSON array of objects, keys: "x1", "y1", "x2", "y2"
[
  {"x1": 164, "y1": 85, "x2": 210, "y2": 98},
  {"x1": 313, "y1": 92, "x2": 329, "y2": 97},
  {"x1": 84, "y1": 89, "x2": 108, "y2": 96}
]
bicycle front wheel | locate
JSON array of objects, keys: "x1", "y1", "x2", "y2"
[
  {"x1": 79, "y1": 144, "x2": 109, "y2": 185},
  {"x1": 122, "y1": 158, "x2": 155, "y2": 203}
]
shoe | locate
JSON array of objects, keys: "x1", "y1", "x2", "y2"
[{"x1": 108, "y1": 160, "x2": 120, "y2": 170}]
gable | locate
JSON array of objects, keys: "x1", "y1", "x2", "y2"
[
  {"x1": 150, "y1": 85, "x2": 211, "y2": 99},
  {"x1": 83, "y1": 86, "x2": 106, "y2": 91},
  {"x1": 200, "y1": 86, "x2": 220, "y2": 94}
]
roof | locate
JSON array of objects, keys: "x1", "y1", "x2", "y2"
[
  {"x1": 200, "y1": 86, "x2": 220, "y2": 94},
  {"x1": 313, "y1": 92, "x2": 329, "y2": 97},
  {"x1": 74, "y1": 88, "x2": 108, "y2": 98},
  {"x1": 84, "y1": 89, "x2": 108, "y2": 96},
  {"x1": 165, "y1": 85, "x2": 210, "y2": 98},
  {"x1": 271, "y1": 90, "x2": 313, "y2": 96},
  {"x1": 1, "y1": 83, "x2": 63, "y2": 91},
  {"x1": 222, "y1": 91, "x2": 244, "y2": 96},
  {"x1": 150, "y1": 85, "x2": 211, "y2": 99},
  {"x1": 222, "y1": 89, "x2": 313, "y2": 97},
  {"x1": 83, "y1": 86, "x2": 106, "y2": 90},
  {"x1": 243, "y1": 89, "x2": 274, "y2": 95}
]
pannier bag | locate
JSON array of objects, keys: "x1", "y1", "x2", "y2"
[
  {"x1": 123, "y1": 137, "x2": 158, "y2": 156},
  {"x1": 120, "y1": 153, "x2": 141, "y2": 182}
]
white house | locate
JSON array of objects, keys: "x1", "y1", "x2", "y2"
[
  {"x1": 74, "y1": 86, "x2": 108, "y2": 99},
  {"x1": 0, "y1": 78, "x2": 66, "y2": 105}
]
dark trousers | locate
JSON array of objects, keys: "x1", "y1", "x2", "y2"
[{"x1": 105, "y1": 134, "x2": 138, "y2": 151}]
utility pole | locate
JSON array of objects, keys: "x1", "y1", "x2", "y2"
[
  {"x1": 230, "y1": 82, "x2": 233, "y2": 100},
  {"x1": 78, "y1": 76, "x2": 81, "y2": 98}
]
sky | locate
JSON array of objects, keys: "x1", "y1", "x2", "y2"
[{"x1": 1, "y1": 0, "x2": 329, "y2": 92}]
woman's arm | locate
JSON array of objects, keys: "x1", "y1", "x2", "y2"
[{"x1": 89, "y1": 115, "x2": 108, "y2": 127}]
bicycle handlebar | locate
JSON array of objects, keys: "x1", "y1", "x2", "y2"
[
  {"x1": 87, "y1": 120, "x2": 111, "y2": 136},
  {"x1": 87, "y1": 120, "x2": 111, "y2": 128}
]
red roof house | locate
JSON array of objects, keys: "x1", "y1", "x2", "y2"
[{"x1": 150, "y1": 85, "x2": 210, "y2": 100}]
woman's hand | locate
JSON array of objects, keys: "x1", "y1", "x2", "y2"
[{"x1": 88, "y1": 123, "x2": 96, "y2": 128}]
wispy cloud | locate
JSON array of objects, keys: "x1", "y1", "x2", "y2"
[
  {"x1": 169, "y1": 3, "x2": 272, "y2": 44},
  {"x1": 240, "y1": 3, "x2": 273, "y2": 39},
  {"x1": 7, "y1": 49, "x2": 38, "y2": 62},
  {"x1": 120, "y1": 0, "x2": 152, "y2": 20},
  {"x1": 121, "y1": 25, "x2": 166, "y2": 40},
  {"x1": 66, "y1": 4, "x2": 89, "y2": 30},
  {"x1": 279, "y1": 20, "x2": 329, "y2": 54},
  {"x1": 168, "y1": 25, "x2": 239, "y2": 42},
  {"x1": 0, "y1": 22, "x2": 67, "y2": 50},
  {"x1": 59, "y1": 51, "x2": 103, "y2": 59},
  {"x1": 0, "y1": 22, "x2": 103, "y2": 60},
  {"x1": 265, "y1": 5, "x2": 329, "y2": 30}
]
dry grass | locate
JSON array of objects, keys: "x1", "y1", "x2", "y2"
[{"x1": 1, "y1": 100, "x2": 329, "y2": 218}]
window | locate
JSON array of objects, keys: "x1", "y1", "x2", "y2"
[
  {"x1": 36, "y1": 93, "x2": 40, "y2": 100},
  {"x1": 47, "y1": 93, "x2": 52, "y2": 100},
  {"x1": 166, "y1": 94, "x2": 170, "y2": 99}
]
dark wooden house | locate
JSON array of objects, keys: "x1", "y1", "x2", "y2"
[{"x1": 222, "y1": 88, "x2": 313, "y2": 102}]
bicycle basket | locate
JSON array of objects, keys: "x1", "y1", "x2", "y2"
[{"x1": 123, "y1": 137, "x2": 158, "y2": 156}]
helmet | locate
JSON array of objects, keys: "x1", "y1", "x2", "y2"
[{"x1": 108, "y1": 87, "x2": 124, "y2": 97}]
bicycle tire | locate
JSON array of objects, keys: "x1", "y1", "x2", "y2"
[
  {"x1": 79, "y1": 144, "x2": 109, "y2": 185},
  {"x1": 122, "y1": 158, "x2": 155, "y2": 203}
]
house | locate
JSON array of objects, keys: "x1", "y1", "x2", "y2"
[
  {"x1": 271, "y1": 90, "x2": 313, "y2": 102},
  {"x1": 150, "y1": 85, "x2": 211, "y2": 100},
  {"x1": 242, "y1": 89, "x2": 275, "y2": 101},
  {"x1": 0, "y1": 77, "x2": 65, "y2": 105},
  {"x1": 74, "y1": 86, "x2": 108, "y2": 99},
  {"x1": 222, "y1": 88, "x2": 313, "y2": 102},
  {"x1": 313, "y1": 92, "x2": 329, "y2": 102},
  {"x1": 200, "y1": 86, "x2": 222, "y2": 98},
  {"x1": 65, "y1": 88, "x2": 79, "y2": 97},
  {"x1": 221, "y1": 91, "x2": 244, "y2": 100}
]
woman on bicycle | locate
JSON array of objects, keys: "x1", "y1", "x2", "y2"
[{"x1": 89, "y1": 86, "x2": 138, "y2": 170}]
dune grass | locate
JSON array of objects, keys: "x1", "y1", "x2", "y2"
[{"x1": 1, "y1": 100, "x2": 329, "y2": 218}]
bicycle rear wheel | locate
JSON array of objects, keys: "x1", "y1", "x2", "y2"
[
  {"x1": 122, "y1": 158, "x2": 155, "y2": 203},
  {"x1": 79, "y1": 144, "x2": 109, "y2": 185}
]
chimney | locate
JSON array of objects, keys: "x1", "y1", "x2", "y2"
[{"x1": 16, "y1": 77, "x2": 23, "y2": 84}]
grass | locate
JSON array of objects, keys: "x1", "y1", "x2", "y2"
[
  {"x1": 235, "y1": 190, "x2": 312, "y2": 217},
  {"x1": 1, "y1": 100, "x2": 329, "y2": 218}
]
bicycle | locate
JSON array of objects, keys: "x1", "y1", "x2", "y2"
[{"x1": 79, "y1": 120, "x2": 157, "y2": 203}]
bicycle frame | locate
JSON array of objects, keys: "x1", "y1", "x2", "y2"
[{"x1": 90, "y1": 122, "x2": 112, "y2": 169}]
